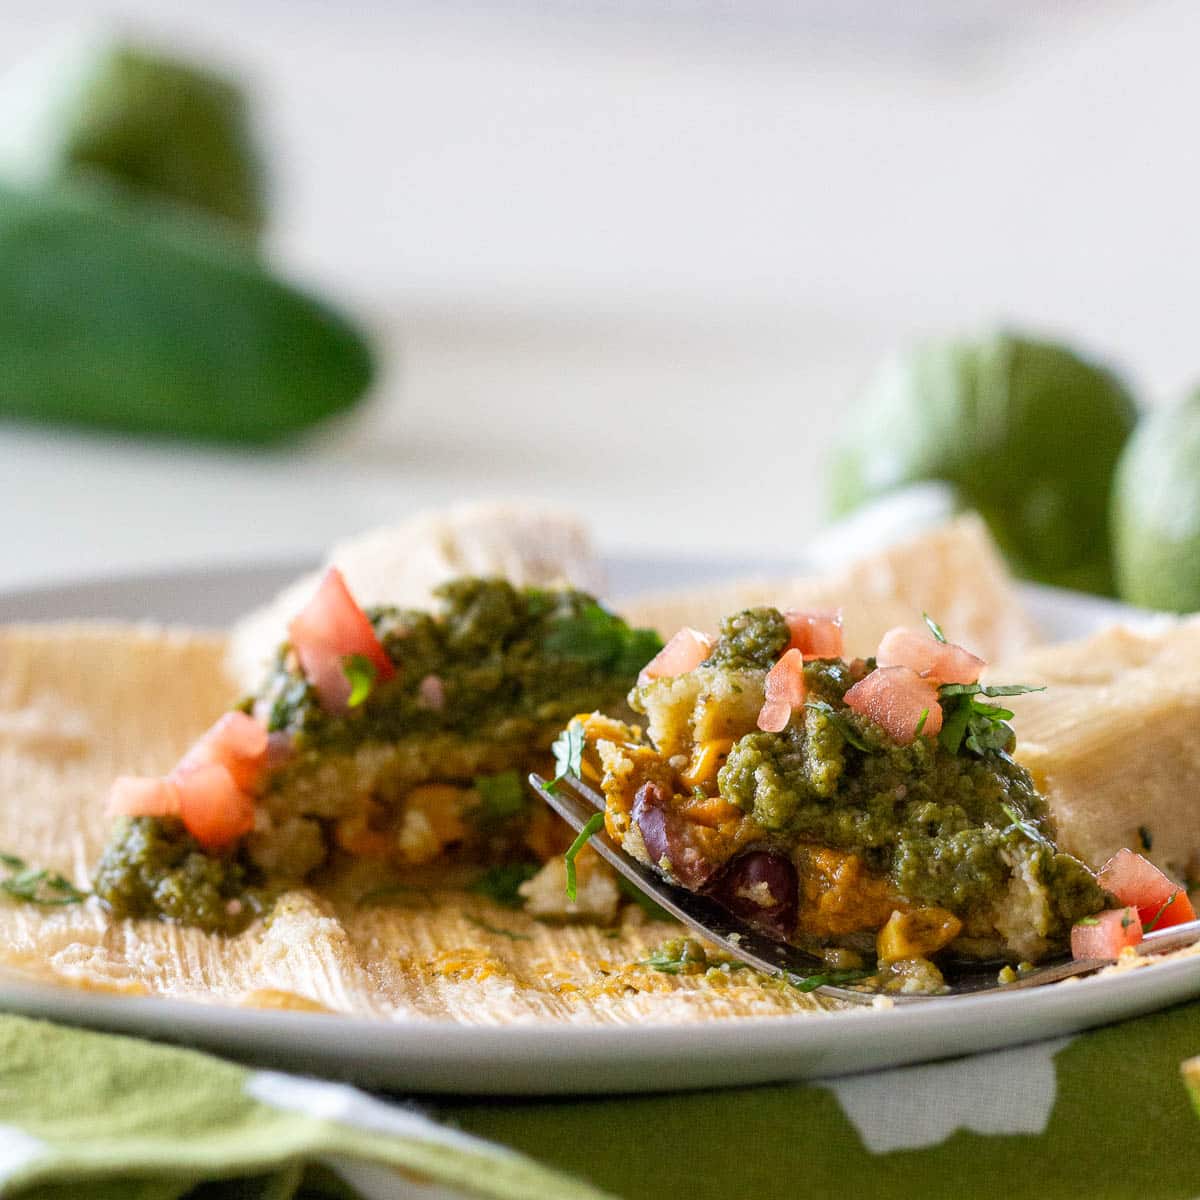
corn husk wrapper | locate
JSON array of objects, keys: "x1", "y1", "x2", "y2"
[{"x1": 998, "y1": 616, "x2": 1200, "y2": 880}]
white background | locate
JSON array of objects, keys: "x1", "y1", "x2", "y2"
[{"x1": 1, "y1": 0, "x2": 1196, "y2": 588}]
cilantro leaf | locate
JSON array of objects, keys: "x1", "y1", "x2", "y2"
[
  {"x1": 0, "y1": 855, "x2": 88, "y2": 907},
  {"x1": 546, "y1": 718, "x2": 585, "y2": 794},
  {"x1": 923, "y1": 613, "x2": 947, "y2": 643},
  {"x1": 1001, "y1": 803, "x2": 1053, "y2": 849},
  {"x1": 938, "y1": 680, "x2": 1035, "y2": 758},
  {"x1": 641, "y1": 937, "x2": 711, "y2": 975},
  {"x1": 543, "y1": 603, "x2": 663, "y2": 677},
  {"x1": 938, "y1": 696, "x2": 973, "y2": 754},
  {"x1": 913, "y1": 707, "x2": 930, "y2": 737},
  {"x1": 783, "y1": 966, "x2": 873, "y2": 993},
  {"x1": 1143, "y1": 892, "x2": 1178, "y2": 933},
  {"x1": 342, "y1": 654, "x2": 377, "y2": 708},
  {"x1": 470, "y1": 862, "x2": 540, "y2": 908},
  {"x1": 564, "y1": 813, "x2": 604, "y2": 902},
  {"x1": 938, "y1": 682, "x2": 1044, "y2": 699}
]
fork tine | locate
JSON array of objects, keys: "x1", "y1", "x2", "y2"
[{"x1": 529, "y1": 772, "x2": 880, "y2": 1004}]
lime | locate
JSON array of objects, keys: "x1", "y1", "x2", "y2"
[
  {"x1": 829, "y1": 332, "x2": 1138, "y2": 595},
  {"x1": 0, "y1": 39, "x2": 265, "y2": 240},
  {"x1": 1112, "y1": 392, "x2": 1200, "y2": 611}
]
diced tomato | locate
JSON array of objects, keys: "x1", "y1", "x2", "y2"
[
  {"x1": 757, "y1": 648, "x2": 807, "y2": 732},
  {"x1": 783, "y1": 609, "x2": 844, "y2": 660},
  {"x1": 843, "y1": 666, "x2": 942, "y2": 744},
  {"x1": 637, "y1": 627, "x2": 713, "y2": 686},
  {"x1": 175, "y1": 712, "x2": 268, "y2": 792},
  {"x1": 1097, "y1": 848, "x2": 1197, "y2": 930},
  {"x1": 876, "y1": 627, "x2": 985, "y2": 686},
  {"x1": 106, "y1": 775, "x2": 181, "y2": 819},
  {"x1": 288, "y1": 568, "x2": 395, "y2": 711},
  {"x1": 173, "y1": 762, "x2": 257, "y2": 850},
  {"x1": 1071, "y1": 907, "x2": 1143, "y2": 960}
]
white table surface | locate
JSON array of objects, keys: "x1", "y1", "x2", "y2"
[{"x1": 1, "y1": 0, "x2": 1195, "y2": 590}]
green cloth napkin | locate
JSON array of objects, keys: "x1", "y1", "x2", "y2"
[
  {"x1": 445, "y1": 998, "x2": 1200, "y2": 1200},
  {"x1": 7, "y1": 1001, "x2": 1200, "y2": 1200},
  {"x1": 0, "y1": 1015, "x2": 608, "y2": 1200}
]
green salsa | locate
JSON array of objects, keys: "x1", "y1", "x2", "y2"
[
  {"x1": 93, "y1": 579, "x2": 662, "y2": 928},
  {"x1": 596, "y1": 605, "x2": 1106, "y2": 960},
  {"x1": 258, "y1": 579, "x2": 660, "y2": 750},
  {"x1": 92, "y1": 817, "x2": 266, "y2": 933}
]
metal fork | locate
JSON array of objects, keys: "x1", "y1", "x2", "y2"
[{"x1": 528, "y1": 771, "x2": 1200, "y2": 1004}]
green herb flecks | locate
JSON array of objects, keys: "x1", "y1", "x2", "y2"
[
  {"x1": 471, "y1": 770, "x2": 528, "y2": 829},
  {"x1": 543, "y1": 602, "x2": 663, "y2": 678},
  {"x1": 565, "y1": 813, "x2": 604, "y2": 902},
  {"x1": 804, "y1": 700, "x2": 873, "y2": 752},
  {"x1": 783, "y1": 966, "x2": 873, "y2": 993},
  {"x1": 342, "y1": 654, "x2": 377, "y2": 708},
  {"x1": 469, "y1": 862, "x2": 540, "y2": 908},
  {"x1": 616, "y1": 875, "x2": 674, "y2": 921},
  {"x1": 546, "y1": 718, "x2": 585, "y2": 795},
  {"x1": 1138, "y1": 825, "x2": 1154, "y2": 852},
  {"x1": 1143, "y1": 893, "x2": 1178, "y2": 934},
  {"x1": 914, "y1": 707, "x2": 930, "y2": 738},
  {"x1": 923, "y1": 613, "x2": 948, "y2": 643},
  {"x1": 1076, "y1": 917, "x2": 1100, "y2": 926},
  {"x1": 640, "y1": 937, "x2": 713, "y2": 975},
  {"x1": 1121, "y1": 909, "x2": 1135, "y2": 930},
  {"x1": 466, "y1": 915, "x2": 531, "y2": 942},
  {"x1": 0, "y1": 854, "x2": 89, "y2": 907}
]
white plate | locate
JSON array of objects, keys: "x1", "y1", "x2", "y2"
[{"x1": 0, "y1": 557, "x2": 1187, "y2": 1095}]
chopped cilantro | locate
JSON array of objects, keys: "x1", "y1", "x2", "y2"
[
  {"x1": 470, "y1": 770, "x2": 528, "y2": 828},
  {"x1": 923, "y1": 613, "x2": 947, "y2": 643},
  {"x1": 1138, "y1": 825, "x2": 1153, "y2": 852},
  {"x1": 641, "y1": 937, "x2": 711, "y2": 975},
  {"x1": 342, "y1": 654, "x2": 377, "y2": 708},
  {"x1": 1121, "y1": 910, "x2": 1135, "y2": 930},
  {"x1": 938, "y1": 682, "x2": 1040, "y2": 758},
  {"x1": 1143, "y1": 893, "x2": 1178, "y2": 934},
  {"x1": 565, "y1": 813, "x2": 604, "y2": 902},
  {"x1": 1076, "y1": 916, "x2": 1100, "y2": 926},
  {"x1": 937, "y1": 696, "x2": 974, "y2": 755},
  {"x1": 1001, "y1": 803, "x2": 1053, "y2": 849},
  {"x1": 914, "y1": 707, "x2": 930, "y2": 738},
  {"x1": 804, "y1": 700, "x2": 873, "y2": 752},
  {"x1": 543, "y1": 603, "x2": 663, "y2": 677},
  {"x1": 783, "y1": 966, "x2": 873, "y2": 993},
  {"x1": 546, "y1": 718, "x2": 585, "y2": 794},
  {"x1": 469, "y1": 862, "x2": 540, "y2": 908},
  {"x1": 0, "y1": 854, "x2": 88, "y2": 907}
]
